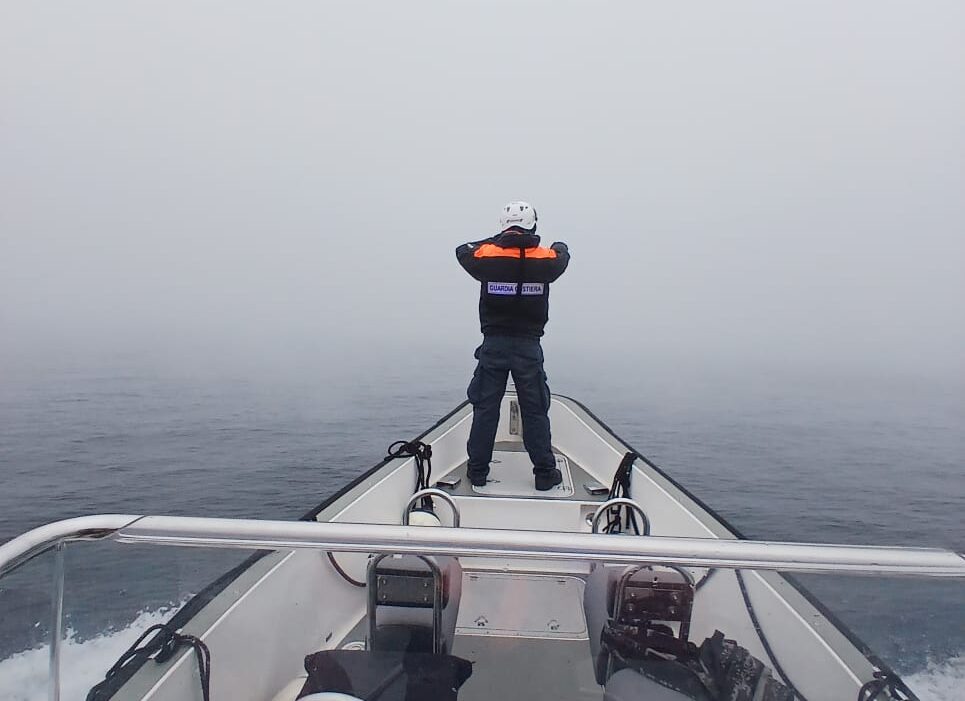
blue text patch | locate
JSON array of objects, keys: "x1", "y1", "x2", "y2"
[{"x1": 486, "y1": 282, "x2": 545, "y2": 296}]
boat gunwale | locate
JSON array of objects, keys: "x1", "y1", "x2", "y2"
[{"x1": 16, "y1": 394, "x2": 932, "y2": 700}]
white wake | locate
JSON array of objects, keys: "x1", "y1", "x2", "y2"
[
  {"x1": 904, "y1": 654, "x2": 965, "y2": 701},
  {"x1": 0, "y1": 604, "x2": 182, "y2": 701}
]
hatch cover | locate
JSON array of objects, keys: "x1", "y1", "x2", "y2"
[
  {"x1": 456, "y1": 572, "x2": 587, "y2": 639},
  {"x1": 470, "y1": 452, "x2": 574, "y2": 498}
]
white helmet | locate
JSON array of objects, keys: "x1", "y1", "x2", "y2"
[{"x1": 498, "y1": 201, "x2": 538, "y2": 232}]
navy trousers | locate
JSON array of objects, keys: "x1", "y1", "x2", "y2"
[{"x1": 466, "y1": 335, "x2": 556, "y2": 481}]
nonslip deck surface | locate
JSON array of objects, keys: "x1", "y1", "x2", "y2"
[
  {"x1": 452, "y1": 636, "x2": 602, "y2": 701},
  {"x1": 471, "y1": 451, "x2": 574, "y2": 498},
  {"x1": 437, "y1": 443, "x2": 609, "y2": 502},
  {"x1": 334, "y1": 568, "x2": 600, "y2": 700},
  {"x1": 453, "y1": 568, "x2": 600, "y2": 700}
]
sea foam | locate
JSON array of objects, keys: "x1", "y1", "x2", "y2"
[
  {"x1": 0, "y1": 604, "x2": 182, "y2": 701},
  {"x1": 904, "y1": 654, "x2": 965, "y2": 701}
]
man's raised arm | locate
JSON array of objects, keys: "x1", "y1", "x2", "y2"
[
  {"x1": 545, "y1": 241, "x2": 570, "y2": 282},
  {"x1": 455, "y1": 237, "x2": 495, "y2": 281}
]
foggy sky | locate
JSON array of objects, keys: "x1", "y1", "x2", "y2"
[{"x1": 2, "y1": 2, "x2": 963, "y2": 379}]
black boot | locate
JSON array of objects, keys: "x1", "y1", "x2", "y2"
[
  {"x1": 534, "y1": 468, "x2": 563, "y2": 491},
  {"x1": 469, "y1": 472, "x2": 489, "y2": 487}
]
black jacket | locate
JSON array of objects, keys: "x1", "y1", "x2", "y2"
[{"x1": 456, "y1": 231, "x2": 570, "y2": 338}]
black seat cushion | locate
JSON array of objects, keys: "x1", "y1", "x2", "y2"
[{"x1": 298, "y1": 649, "x2": 472, "y2": 701}]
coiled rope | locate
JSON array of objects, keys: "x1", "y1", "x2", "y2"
[
  {"x1": 326, "y1": 439, "x2": 436, "y2": 588},
  {"x1": 603, "y1": 451, "x2": 646, "y2": 535},
  {"x1": 386, "y1": 440, "x2": 434, "y2": 511},
  {"x1": 86, "y1": 623, "x2": 210, "y2": 701},
  {"x1": 857, "y1": 670, "x2": 913, "y2": 701}
]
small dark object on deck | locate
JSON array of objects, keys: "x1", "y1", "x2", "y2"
[{"x1": 298, "y1": 649, "x2": 472, "y2": 701}]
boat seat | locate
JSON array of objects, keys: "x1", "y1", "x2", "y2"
[
  {"x1": 367, "y1": 554, "x2": 462, "y2": 655},
  {"x1": 585, "y1": 563, "x2": 630, "y2": 685},
  {"x1": 584, "y1": 562, "x2": 695, "y2": 685},
  {"x1": 295, "y1": 649, "x2": 472, "y2": 701}
]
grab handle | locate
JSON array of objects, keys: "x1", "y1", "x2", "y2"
[{"x1": 591, "y1": 498, "x2": 650, "y2": 535}]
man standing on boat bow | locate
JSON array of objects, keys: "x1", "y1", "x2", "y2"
[{"x1": 456, "y1": 201, "x2": 570, "y2": 491}]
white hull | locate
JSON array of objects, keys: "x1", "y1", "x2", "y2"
[{"x1": 4, "y1": 393, "x2": 960, "y2": 700}]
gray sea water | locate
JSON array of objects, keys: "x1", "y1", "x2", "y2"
[{"x1": 0, "y1": 351, "x2": 962, "y2": 698}]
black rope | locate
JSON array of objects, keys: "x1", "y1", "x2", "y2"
[
  {"x1": 735, "y1": 569, "x2": 807, "y2": 701},
  {"x1": 328, "y1": 438, "x2": 435, "y2": 589},
  {"x1": 694, "y1": 568, "x2": 716, "y2": 591},
  {"x1": 857, "y1": 670, "x2": 914, "y2": 701},
  {"x1": 327, "y1": 551, "x2": 366, "y2": 588},
  {"x1": 604, "y1": 451, "x2": 717, "y2": 589},
  {"x1": 604, "y1": 451, "x2": 645, "y2": 535},
  {"x1": 86, "y1": 623, "x2": 210, "y2": 701},
  {"x1": 386, "y1": 440, "x2": 434, "y2": 511}
]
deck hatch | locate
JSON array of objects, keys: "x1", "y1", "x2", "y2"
[
  {"x1": 456, "y1": 572, "x2": 587, "y2": 639},
  {"x1": 470, "y1": 451, "x2": 574, "y2": 498}
]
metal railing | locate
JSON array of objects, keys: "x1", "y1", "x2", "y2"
[{"x1": 3, "y1": 514, "x2": 964, "y2": 580}]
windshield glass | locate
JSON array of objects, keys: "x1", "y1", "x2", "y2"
[{"x1": 1, "y1": 535, "x2": 960, "y2": 701}]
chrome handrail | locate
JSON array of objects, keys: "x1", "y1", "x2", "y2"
[
  {"x1": 0, "y1": 515, "x2": 140, "y2": 579},
  {"x1": 1, "y1": 514, "x2": 964, "y2": 579},
  {"x1": 591, "y1": 497, "x2": 651, "y2": 535}
]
